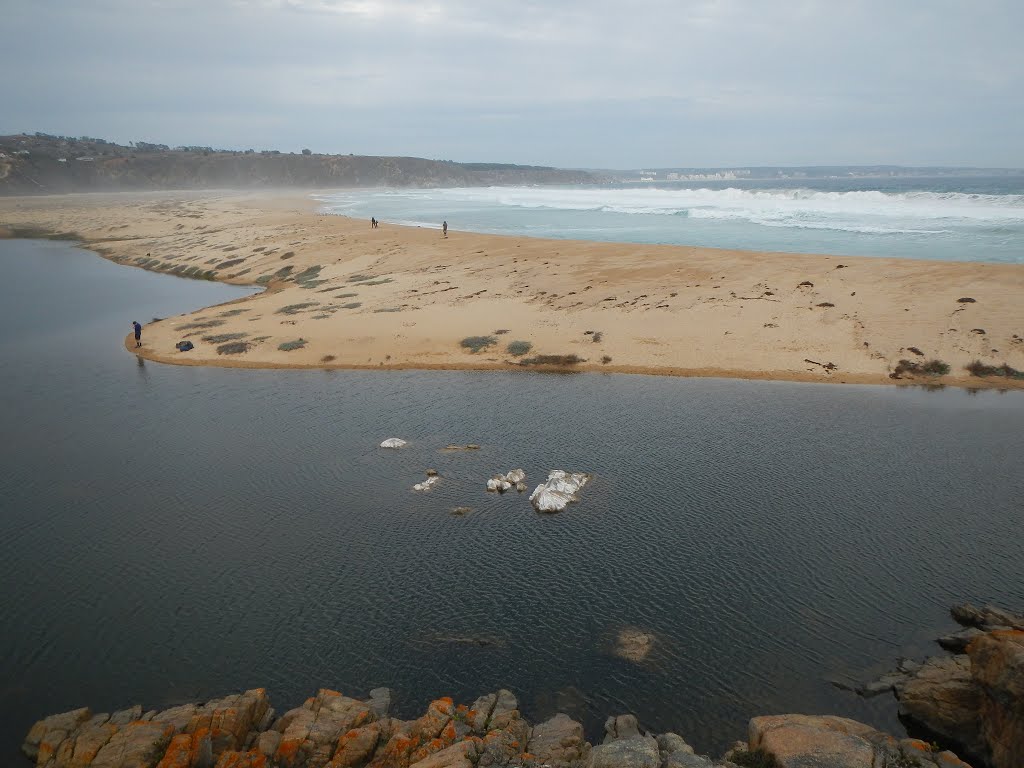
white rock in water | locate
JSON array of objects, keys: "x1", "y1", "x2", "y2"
[
  {"x1": 380, "y1": 438, "x2": 407, "y2": 449},
  {"x1": 486, "y1": 476, "x2": 513, "y2": 492},
  {"x1": 529, "y1": 470, "x2": 591, "y2": 512},
  {"x1": 516, "y1": 481, "x2": 527, "y2": 493},
  {"x1": 529, "y1": 487, "x2": 575, "y2": 512},
  {"x1": 505, "y1": 468, "x2": 526, "y2": 484},
  {"x1": 413, "y1": 476, "x2": 439, "y2": 492}
]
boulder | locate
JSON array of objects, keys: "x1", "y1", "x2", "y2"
[
  {"x1": 895, "y1": 654, "x2": 984, "y2": 759},
  {"x1": 91, "y1": 721, "x2": 176, "y2": 768},
  {"x1": 413, "y1": 476, "x2": 439, "y2": 492},
  {"x1": 485, "y1": 477, "x2": 511, "y2": 492},
  {"x1": 380, "y1": 438, "x2": 407, "y2": 449},
  {"x1": 939, "y1": 628, "x2": 987, "y2": 654},
  {"x1": 590, "y1": 735, "x2": 659, "y2": 768},
  {"x1": 951, "y1": 605, "x2": 1024, "y2": 632},
  {"x1": 526, "y1": 713, "x2": 589, "y2": 768},
  {"x1": 968, "y1": 629, "x2": 1024, "y2": 768},
  {"x1": 409, "y1": 740, "x2": 479, "y2": 768},
  {"x1": 23, "y1": 707, "x2": 92, "y2": 763},
  {"x1": 368, "y1": 689, "x2": 392, "y2": 719},
  {"x1": 749, "y1": 714, "x2": 971, "y2": 768},
  {"x1": 529, "y1": 471, "x2": 589, "y2": 512},
  {"x1": 603, "y1": 714, "x2": 642, "y2": 743},
  {"x1": 613, "y1": 627, "x2": 655, "y2": 663},
  {"x1": 656, "y1": 733, "x2": 694, "y2": 757}
]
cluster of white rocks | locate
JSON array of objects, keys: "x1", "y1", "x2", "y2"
[
  {"x1": 379, "y1": 439, "x2": 590, "y2": 513},
  {"x1": 486, "y1": 469, "x2": 527, "y2": 493}
]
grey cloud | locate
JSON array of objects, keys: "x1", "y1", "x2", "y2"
[{"x1": 1, "y1": 0, "x2": 1022, "y2": 166}]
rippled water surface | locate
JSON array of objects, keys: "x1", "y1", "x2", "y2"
[{"x1": 2, "y1": 239, "x2": 1023, "y2": 762}]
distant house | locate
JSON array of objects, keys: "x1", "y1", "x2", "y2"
[{"x1": 58, "y1": 158, "x2": 67, "y2": 163}]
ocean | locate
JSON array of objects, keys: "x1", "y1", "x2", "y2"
[
  {"x1": 315, "y1": 177, "x2": 1024, "y2": 264},
  {"x1": 2, "y1": 238, "x2": 1023, "y2": 762}
]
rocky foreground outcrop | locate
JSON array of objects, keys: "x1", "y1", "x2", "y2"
[
  {"x1": 859, "y1": 604, "x2": 1024, "y2": 768},
  {"x1": 23, "y1": 687, "x2": 973, "y2": 768}
]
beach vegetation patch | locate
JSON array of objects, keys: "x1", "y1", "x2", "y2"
[
  {"x1": 273, "y1": 265, "x2": 294, "y2": 279},
  {"x1": 280, "y1": 251, "x2": 295, "y2": 259},
  {"x1": 347, "y1": 273, "x2": 375, "y2": 282},
  {"x1": 276, "y1": 302, "x2": 319, "y2": 315},
  {"x1": 321, "y1": 354, "x2": 336, "y2": 363},
  {"x1": 216, "y1": 258, "x2": 246, "y2": 270},
  {"x1": 255, "y1": 275, "x2": 273, "y2": 285},
  {"x1": 178, "y1": 319, "x2": 226, "y2": 330},
  {"x1": 218, "y1": 308, "x2": 249, "y2": 317},
  {"x1": 957, "y1": 297, "x2": 976, "y2": 303},
  {"x1": 335, "y1": 292, "x2": 358, "y2": 299},
  {"x1": 312, "y1": 314, "x2": 331, "y2": 319},
  {"x1": 460, "y1": 335, "x2": 497, "y2": 353},
  {"x1": 892, "y1": 359, "x2": 951, "y2": 378},
  {"x1": 494, "y1": 329, "x2": 510, "y2": 335},
  {"x1": 217, "y1": 341, "x2": 253, "y2": 355},
  {"x1": 592, "y1": 331, "x2": 604, "y2": 343},
  {"x1": 519, "y1": 354, "x2": 585, "y2": 367},
  {"x1": 506, "y1": 340, "x2": 532, "y2": 357},
  {"x1": 373, "y1": 307, "x2": 403, "y2": 313},
  {"x1": 361, "y1": 278, "x2": 393, "y2": 286},
  {"x1": 278, "y1": 338, "x2": 307, "y2": 351},
  {"x1": 966, "y1": 360, "x2": 1023, "y2": 379},
  {"x1": 816, "y1": 302, "x2": 835, "y2": 308},
  {"x1": 202, "y1": 332, "x2": 248, "y2": 343},
  {"x1": 341, "y1": 302, "x2": 362, "y2": 309}
]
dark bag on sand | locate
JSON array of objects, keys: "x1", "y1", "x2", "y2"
[{"x1": 175, "y1": 340, "x2": 194, "y2": 352}]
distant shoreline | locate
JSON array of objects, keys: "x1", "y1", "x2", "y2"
[{"x1": 0, "y1": 190, "x2": 1021, "y2": 389}]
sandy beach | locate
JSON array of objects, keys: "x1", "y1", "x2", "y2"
[{"x1": 1, "y1": 190, "x2": 1021, "y2": 387}]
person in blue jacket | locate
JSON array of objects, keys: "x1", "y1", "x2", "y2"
[{"x1": 132, "y1": 320, "x2": 142, "y2": 348}]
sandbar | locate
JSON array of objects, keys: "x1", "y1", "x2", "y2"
[{"x1": 1, "y1": 190, "x2": 1021, "y2": 388}]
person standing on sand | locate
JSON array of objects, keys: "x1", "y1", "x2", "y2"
[
  {"x1": 442, "y1": 220, "x2": 448, "y2": 237},
  {"x1": 132, "y1": 320, "x2": 142, "y2": 348}
]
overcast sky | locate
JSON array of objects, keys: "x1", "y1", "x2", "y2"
[{"x1": 2, "y1": 0, "x2": 1022, "y2": 168}]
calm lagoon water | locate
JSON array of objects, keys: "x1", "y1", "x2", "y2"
[{"x1": 2, "y1": 239, "x2": 1023, "y2": 762}]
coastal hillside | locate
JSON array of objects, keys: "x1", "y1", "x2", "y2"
[{"x1": 0, "y1": 134, "x2": 600, "y2": 195}]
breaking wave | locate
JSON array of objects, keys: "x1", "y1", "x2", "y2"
[{"x1": 408, "y1": 186, "x2": 1024, "y2": 235}]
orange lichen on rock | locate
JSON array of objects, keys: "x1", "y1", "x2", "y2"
[
  {"x1": 440, "y1": 721, "x2": 457, "y2": 742},
  {"x1": 368, "y1": 732, "x2": 419, "y2": 768},
  {"x1": 274, "y1": 737, "x2": 305, "y2": 768},
  {"x1": 214, "y1": 750, "x2": 268, "y2": 768},
  {"x1": 155, "y1": 733, "x2": 193, "y2": 768}
]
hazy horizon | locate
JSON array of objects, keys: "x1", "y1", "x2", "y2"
[{"x1": 2, "y1": 1, "x2": 1023, "y2": 169}]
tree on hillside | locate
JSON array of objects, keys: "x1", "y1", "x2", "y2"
[{"x1": 301, "y1": 148, "x2": 312, "y2": 155}]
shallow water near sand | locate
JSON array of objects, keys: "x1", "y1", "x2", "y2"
[{"x1": 2, "y1": 239, "x2": 1024, "y2": 762}]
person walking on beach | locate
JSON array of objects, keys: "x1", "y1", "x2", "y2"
[
  {"x1": 132, "y1": 320, "x2": 142, "y2": 348},
  {"x1": 371, "y1": 217, "x2": 378, "y2": 228},
  {"x1": 442, "y1": 220, "x2": 448, "y2": 238}
]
